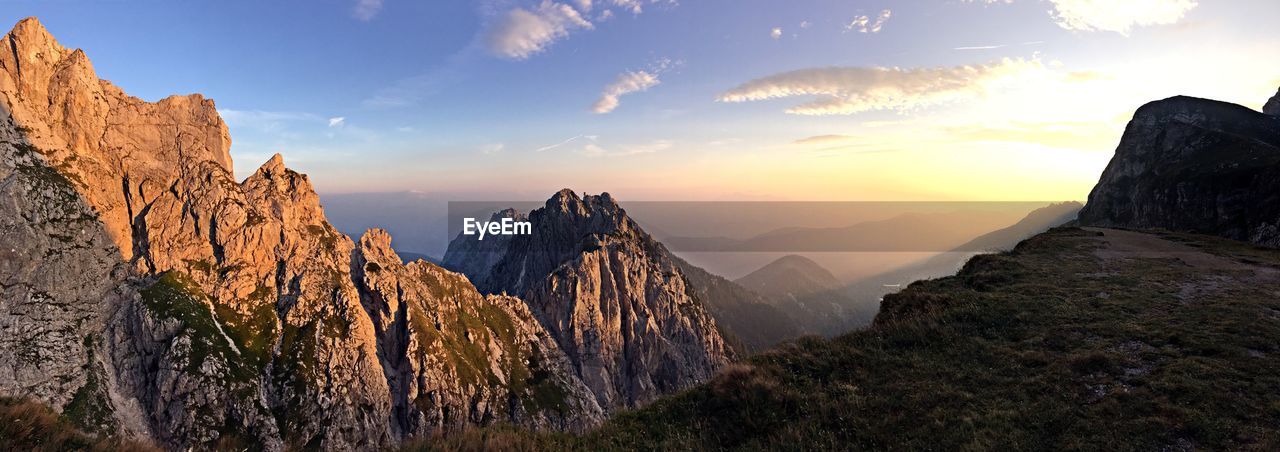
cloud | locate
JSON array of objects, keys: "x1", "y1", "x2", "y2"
[
  {"x1": 718, "y1": 58, "x2": 1047, "y2": 115},
  {"x1": 485, "y1": 1, "x2": 593, "y2": 60},
  {"x1": 480, "y1": 143, "x2": 506, "y2": 154},
  {"x1": 615, "y1": 139, "x2": 672, "y2": 155},
  {"x1": 581, "y1": 139, "x2": 672, "y2": 157},
  {"x1": 770, "y1": 27, "x2": 782, "y2": 39},
  {"x1": 535, "y1": 135, "x2": 668, "y2": 156},
  {"x1": 792, "y1": 134, "x2": 855, "y2": 145},
  {"x1": 969, "y1": 0, "x2": 1196, "y2": 34},
  {"x1": 592, "y1": 69, "x2": 664, "y2": 114},
  {"x1": 535, "y1": 134, "x2": 599, "y2": 152},
  {"x1": 954, "y1": 41, "x2": 1044, "y2": 51},
  {"x1": 328, "y1": 117, "x2": 346, "y2": 128},
  {"x1": 610, "y1": 0, "x2": 673, "y2": 14},
  {"x1": 352, "y1": 0, "x2": 383, "y2": 21},
  {"x1": 1050, "y1": 0, "x2": 1196, "y2": 34},
  {"x1": 481, "y1": 0, "x2": 675, "y2": 60},
  {"x1": 612, "y1": 0, "x2": 643, "y2": 14},
  {"x1": 846, "y1": 9, "x2": 891, "y2": 33}
]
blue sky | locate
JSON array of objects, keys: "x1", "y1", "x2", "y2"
[{"x1": 3, "y1": 0, "x2": 1278, "y2": 200}]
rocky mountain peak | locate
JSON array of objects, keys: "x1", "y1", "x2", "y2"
[
  {"x1": 357, "y1": 228, "x2": 399, "y2": 266},
  {"x1": 1264, "y1": 87, "x2": 1280, "y2": 116},
  {"x1": 242, "y1": 153, "x2": 328, "y2": 230},
  {"x1": 4, "y1": 17, "x2": 68, "y2": 70},
  {"x1": 1079, "y1": 93, "x2": 1280, "y2": 246},
  {"x1": 259, "y1": 152, "x2": 287, "y2": 174},
  {"x1": 446, "y1": 189, "x2": 732, "y2": 411}
]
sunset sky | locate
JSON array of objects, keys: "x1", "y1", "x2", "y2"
[{"x1": 4, "y1": 0, "x2": 1278, "y2": 201}]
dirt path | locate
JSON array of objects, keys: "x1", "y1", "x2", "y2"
[{"x1": 1085, "y1": 227, "x2": 1280, "y2": 278}]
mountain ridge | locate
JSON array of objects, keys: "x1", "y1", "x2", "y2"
[
  {"x1": 0, "y1": 17, "x2": 722, "y2": 450},
  {"x1": 443, "y1": 189, "x2": 733, "y2": 411}
]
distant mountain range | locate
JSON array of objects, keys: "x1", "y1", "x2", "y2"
[
  {"x1": 844, "y1": 201, "x2": 1081, "y2": 308},
  {"x1": 669, "y1": 255, "x2": 802, "y2": 353},
  {"x1": 734, "y1": 255, "x2": 876, "y2": 335},
  {"x1": 662, "y1": 209, "x2": 1030, "y2": 252}
]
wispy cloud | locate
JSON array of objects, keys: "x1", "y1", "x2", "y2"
[
  {"x1": 718, "y1": 58, "x2": 1048, "y2": 116},
  {"x1": 535, "y1": 134, "x2": 598, "y2": 152},
  {"x1": 591, "y1": 59, "x2": 673, "y2": 114},
  {"x1": 534, "y1": 135, "x2": 669, "y2": 156},
  {"x1": 954, "y1": 41, "x2": 1044, "y2": 51},
  {"x1": 846, "y1": 9, "x2": 891, "y2": 33},
  {"x1": 352, "y1": 0, "x2": 383, "y2": 21},
  {"x1": 609, "y1": 0, "x2": 675, "y2": 15},
  {"x1": 328, "y1": 117, "x2": 346, "y2": 128},
  {"x1": 792, "y1": 134, "x2": 855, "y2": 145},
  {"x1": 1050, "y1": 0, "x2": 1196, "y2": 34},
  {"x1": 969, "y1": 0, "x2": 1197, "y2": 35},
  {"x1": 580, "y1": 139, "x2": 672, "y2": 157},
  {"x1": 770, "y1": 27, "x2": 782, "y2": 39},
  {"x1": 592, "y1": 71, "x2": 660, "y2": 113},
  {"x1": 485, "y1": 1, "x2": 594, "y2": 60},
  {"x1": 482, "y1": 0, "x2": 676, "y2": 60},
  {"x1": 480, "y1": 143, "x2": 506, "y2": 154}
]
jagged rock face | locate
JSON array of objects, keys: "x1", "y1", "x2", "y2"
[
  {"x1": 450, "y1": 190, "x2": 733, "y2": 411},
  {"x1": 353, "y1": 230, "x2": 603, "y2": 435},
  {"x1": 440, "y1": 208, "x2": 526, "y2": 290},
  {"x1": 1078, "y1": 95, "x2": 1280, "y2": 246},
  {"x1": 1265, "y1": 88, "x2": 1280, "y2": 116},
  {"x1": 0, "y1": 17, "x2": 605, "y2": 450}
]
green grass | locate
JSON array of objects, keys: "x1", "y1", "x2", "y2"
[
  {"x1": 0, "y1": 397, "x2": 159, "y2": 451},
  {"x1": 408, "y1": 264, "x2": 571, "y2": 414},
  {"x1": 140, "y1": 271, "x2": 262, "y2": 384},
  {"x1": 211, "y1": 285, "x2": 277, "y2": 372},
  {"x1": 419, "y1": 227, "x2": 1280, "y2": 450},
  {"x1": 59, "y1": 337, "x2": 113, "y2": 434}
]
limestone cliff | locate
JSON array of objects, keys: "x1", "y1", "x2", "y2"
[{"x1": 0, "y1": 17, "x2": 601, "y2": 450}]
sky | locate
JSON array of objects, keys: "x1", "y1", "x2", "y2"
[{"x1": 3, "y1": 0, "x2": 1279, "y2": 201}]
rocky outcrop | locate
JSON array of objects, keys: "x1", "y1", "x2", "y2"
[
  {"x1": 352, "y1": 229, "x2": 604, "y2": 435},
  {"x1": 0, "y1": 17, "x2": 604, "y2": 450},
  {"x1": 1265, "y1": 88, "x2": 1280, "y2": 116},
  {"x1": 446, "y1": 190, "x2": 733, "y2": 411},
  {"x1": 440, "y1": 208, "x2": 526, "y2": 290},
  {"x1": 1078, "y1": 93, "x2": 1280, "y2": 246}
]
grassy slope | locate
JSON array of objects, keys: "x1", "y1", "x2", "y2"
[
  {"x1": 411, "y1": 227, "x2": 1280, "y2": 450},
  {"x1": 0, "y1": 398, "x2": 159, "y2": 451}
]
